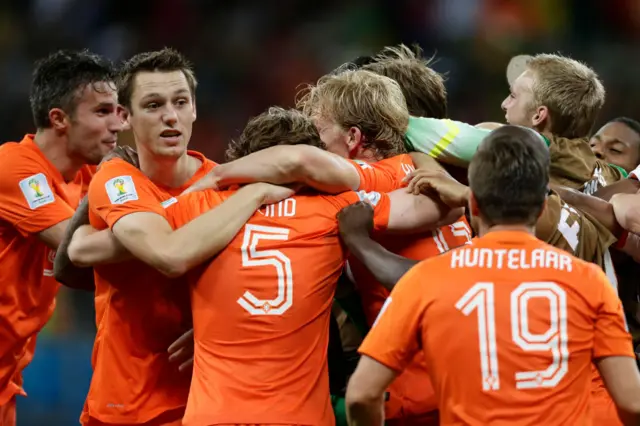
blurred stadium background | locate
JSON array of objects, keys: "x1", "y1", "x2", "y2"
[{"x1": 2, "y1": 0, "x2": 640, "y2": 424}]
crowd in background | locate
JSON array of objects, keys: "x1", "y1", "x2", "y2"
[{"x1": 3, "y1": 0, "x2": 640, "y2": 424}]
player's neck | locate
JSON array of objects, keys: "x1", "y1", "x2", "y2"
[
  {"x1": 352, "y1": 148, "x2": 383, "y2": 163},
  {"x1": 138, "y1": 149, "x2": 200, "y2": 188},
  {"x1": 477, "y1": 223, "x2": 535, "y2": 238},
  {"x1": 33, "y1": 129, "x2": 83, "y2": 182}
]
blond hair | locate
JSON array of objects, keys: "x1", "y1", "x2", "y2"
[
  {"x1": 362, "y1": 44, "x2": 448, "y2": 119},
  {"x1": 526, "y1": 53, "x2": 605, "y2": 139},
  {"x1": 297, "y1": 69, "x2": 408, "y2": 158}
]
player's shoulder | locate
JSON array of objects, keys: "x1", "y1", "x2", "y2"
[
  {"x1": 187, "y1": 149, "x2": 218, "y2": 171},
  {"x1": 0, "y1": 137, "x2": 46, "y2": 167}
]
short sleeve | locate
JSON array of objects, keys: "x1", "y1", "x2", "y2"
[
  {"x1": 358, "y1": 262, "x2": 428, "y2": 371},
  {"x1": 324, "y1": 191, "x2": 391, "y2": 231},
  {"x1": 592, "y1": 266, "x2": 635, "y2": 359},
  {"x1": 628, "y1": 164, "x2": 640, "y2": 180},
  {"x1": 0, "y1": 153, "x2": 74, "y2": 236},
  {"x1": 347, "y1": 159, "x2": 402, "y2": 193},
  {"x1": 165, "y1": 189, "x2": 226, "y2": 229},
  {"x1": 88, "y1": 160, "x2": 166, "y2": 229}
]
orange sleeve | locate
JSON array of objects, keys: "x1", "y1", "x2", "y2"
[
  {"x1": 348, "y1": 159, "x2": 401, "y2": 193},
  {"x1": 165, "y1": 189, "x2": 226, "y2": 229},
  {"x1": 324, "y1": 190, "x2": 391, "y2": 231},
  {"x1": 88, "y1": 161, "x2": 166, "y2": 229},
  {"x1": 0, "y1": 152, "x2": 74, "y2": 236},
  {"x1": 591, "y1": 265, "x2": 635, "y2": 359},
  {"x1": 358, "y1": 262, "x2": 427, "y2": 371}
]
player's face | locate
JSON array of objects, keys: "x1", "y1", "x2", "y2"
[
  {"x1": 66, "y1": 82, "x2": 122, "y2": 165},
  {"x1": 590, "y1": 122, "x2": 640, "y2": 172},
  {"x1": 313, "y1": 115, "x2": 351, "y2": 158},
  {"x1": 501, "y1": 71, "x2": 538, "y2": 129},
  {"x1": 127, "y1": 71, "x2": 196, "y2": 159}
]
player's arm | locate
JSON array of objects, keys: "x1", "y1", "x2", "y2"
[
  {"x1": 594, "y1": 178, "x2": 640, "y2": 201},
  {"x1": 110, "y1": 183, "x2": 292, "y2": 277},
  {"x1": 551, "y1": 185, "x2": 624, "y2": 237},
  {"x1": 405, "y1": 116, "x2": 490, "y2": 167},
  {"x1": 184, "y1": 145, "x2": 361, "y2": 194},
  {"x1": 0, "y1": 163, "x2": 75, "y2": 249},
  {"x1": 591, "y1": 265, "x2": 640, "y2": 421},
  {"x1": 346, "y1": 356, "x2": 397, "y2": 426},
  {"x1": 611, "y1": 193, "x2": 640, "y2": 235},
  {"x1": 346, "y1": 264, "x2": 427, "y2": 424},
  {"x1": 338, "y1": 202, "x2": 417, "y2": 290},
  {"x1": 53, "y1": 197, "x2": 97, "y2": 289},
  {"x1": 386, "y1": 188, "x2": 464, "y2": 233}
]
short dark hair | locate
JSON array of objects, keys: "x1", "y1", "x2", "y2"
[
  {"x1": 469, "y1": 125, "x2": 550, "y2": 226},
  {"x1": 361, "y1": 44, "x2": 448, "y2": 119},
  {"x1": 225, "y1": 107, "x2": 326, "y2": 161},
  {"x1": 609, "y1": 117, "x2": 640, "y2": 140},
  {"x1": 30, "y1": 49, "x2": 116, "y2": 129},
  {"x1": 118, "y1": 47, "x2": 197, "y2": 110}
]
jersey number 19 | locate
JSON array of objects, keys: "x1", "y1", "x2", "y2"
[{"x1": 456, "y1": 281, "x2": 569, "y2": 391}]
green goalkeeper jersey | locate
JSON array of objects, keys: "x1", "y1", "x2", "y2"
[{"x1": 405, "y1": 116, "x2": 628, "y2": 192}]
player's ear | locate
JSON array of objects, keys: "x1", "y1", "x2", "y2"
[
  {"x1": 347, "y1": 126, "x2": 364, "y2": 157},
  {"x1": 468, "y1": 192, "x2": 480, "y2": 218},
  {"x1": 191, "y1": 96, "x2": 197, "y2": 122},
  {"x1": 532, "y1": 105, "x2": 549, "y2": 128},
  {"x1": 49, "y1": 108, "x2": 69, "y2": 133},
  {"x1": 118, "y1": 105, "x2": 131, "y2": 131}
]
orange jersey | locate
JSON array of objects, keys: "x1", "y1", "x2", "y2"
[
  {"x1": 82, "y1": 151, "x2": 216, "y2": 424},
  {"x1": 350, "y1": 154, "x2": 472, "y2": 421},
  {"x1": 360, "y1": 231, "x2": 634, "y2": 426},
  {"x1": 0, "y1": 135, "x2": 77, "y2": 405},
  {"x1": 165, "y1": 188, "x2": 391, "y2": 426}
]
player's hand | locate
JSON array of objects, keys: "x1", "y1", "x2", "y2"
[
  {"x1": 253, "y1": 182, "x2": 299, "y2": 205},
  {"x1": 99, "y1": 146, "x2": 139, "y2": 169},
  {"x1": 168, "y1": 328, "x2": 194, "y2": 373},
  {"x1": 181, "y1": 172, "x2": 221, "y2": 195},
  {"x1": 337, "y1": 201, "x2": 374, "y2": 240},
  {"x1": 403, "y1": 169, "x2": 470, "y2": 208}
]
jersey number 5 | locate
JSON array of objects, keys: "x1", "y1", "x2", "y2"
[
  {"x1": 238, "y1": 224, "x2": 293, "y2": 315},
  {"x1": 456, "y1": 282, "x2": 569, "y2": 391}
]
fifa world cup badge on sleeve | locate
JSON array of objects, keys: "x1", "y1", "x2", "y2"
[
  {"x1": 106, "y1": 175, "x2": 139, "y2": 205},
  {"x1": 19, "y1": 173, "x2": 55, "y2": 209}
]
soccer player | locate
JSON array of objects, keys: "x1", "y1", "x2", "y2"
[
  {"x1": 345, "y1": 125, "x2": 640, "y2": 425},
  {"x1": 590, "y1": 117, "x2": 640, "y2": 174},
  {"x1": 53, "y1": 49, "x2": 290, "y2": 426},
  {"x1": 185, "y1": 68, "x2": 470, "y2": 424},
  {"x1": 0, "y1": 50, "x2": 122, "y2": 425},
  {"x1": 161, "y1": 106, "x2": 463, "y2": 426}
]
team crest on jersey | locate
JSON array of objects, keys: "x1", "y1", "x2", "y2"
[
  {"x1": 105, "y1": 175, "x2": 138, "y2": 205},
  {"x1": 19, "y1": 173, "x2": 55, "y2": 209},
  {"x1": 357, "y1": 190, "x2": 381, "y2": 206}
]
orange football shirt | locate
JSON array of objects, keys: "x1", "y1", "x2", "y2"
[
  {"x1": 82, "y1": 151, "x2": 216, "y2": 425},
  {"x1": 165, "y1": 188, "x2": 391, "y2": 426},
  {"x1": 350, "y1": 154, "x2": 472, "y2": 422},
  {"x1": 360, "y1": 231, "x2": 634, "y2": 426},
  {"x1": 0, "y1": 135, "x2": 77, "y2": 405}
]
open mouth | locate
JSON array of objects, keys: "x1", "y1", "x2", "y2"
[{"x1": 160, "y1": 129, "x2": 182, "y2": 138}]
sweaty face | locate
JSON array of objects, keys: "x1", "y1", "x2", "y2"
[
  {"x1": 501, "y1": 70, "x2": 537, "y2": 130},
  {"x1": 66, "y1": 82, "x2": 122, "y2": 165},
  {"x1": 313, "y1": 115, "x2": 351, "y2": 158},
  {"x1": 128, "y1": 70, "x2": 196, "y2": 159},
  {"x1": 590, "y1": 122, "x2": 640, "y2": 173}
]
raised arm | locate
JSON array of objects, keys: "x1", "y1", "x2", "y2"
[
  {"x1": 109, "y1": 183, "x2": 293, "y2": 277},
  {"x1": 185, "y1": 145, "x2": 362, "y2": 194},
  {"x1": 338, "y1": 202, "x2": 418, "y2": 290}
]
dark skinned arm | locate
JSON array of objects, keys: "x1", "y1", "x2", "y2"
[
  {"x1": 53, "y1": 197, "x2": 95, "y2": 291},
  {"x1": 593, "y1": 178, "x2": 640, "y2": 201},
  {"x1": 552, "y1": 185, "x2": 624, "y2": 237},
  {"x1": 337, "y1": 202, "x2": 418, "y2": 290}
]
